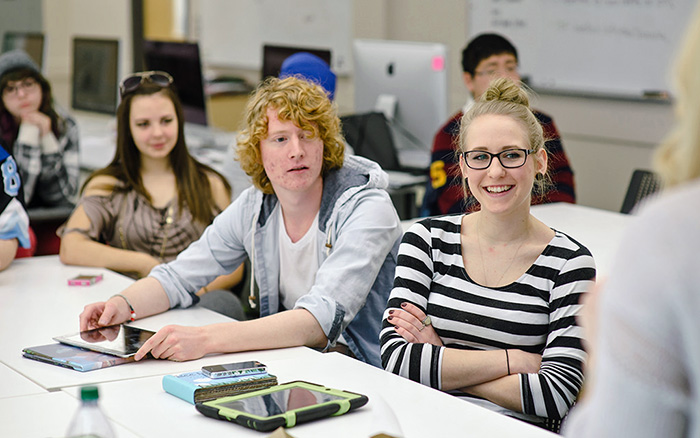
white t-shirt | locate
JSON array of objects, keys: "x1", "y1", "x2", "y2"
[{"x1": 278, "y1": 208, "x2": 320, "y2": 311}]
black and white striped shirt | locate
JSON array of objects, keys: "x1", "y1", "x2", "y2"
[{"x1": 380, "y1": 214, "x2": 596, "y2": 423}]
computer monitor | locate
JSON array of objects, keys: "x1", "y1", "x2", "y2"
[
  {"x1": 2, "y1": 32, "x2": 45, "y2": 69},
  {"x1": 352, "y1": 39, "x2": 448, "y2": 152},
  {"x1": 142, "y1": 40, "x2": 208, "y2": 125},
  {"x1": 71, "y1": 38, "x2": 120, "y2": 114},
  {"x1": 262, "y1": 44, "x2": 332, "y2": 81}
]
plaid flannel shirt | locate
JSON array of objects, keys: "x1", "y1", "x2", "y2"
[{"x1": 13, "y1": 107, "x2": 79, "y2": 206}]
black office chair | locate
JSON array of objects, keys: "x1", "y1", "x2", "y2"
[
  {"x1": 340, "y1": 111, "x2": 402, "y2": 171},
  {"x1": 620, "y1": 169, "x2": 663, "y2": 214},
  {"x1": 27, "y1": 203, "x2": 75, "y2": 256}
]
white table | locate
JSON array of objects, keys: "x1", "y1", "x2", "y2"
[
  {"x1": 1, "y1": 256, "x2": 556, "y2": 437},
  {"x1": 530, "y1": 203, "x2": 630, "y2": 277},
  {"x1": 61, "y1": 352, "x2": 555, "y2": 438},
  {"x1": 0, "y1": 256, "x2": 319, "y2": 391},
  {"x1": 402, "y1": 203, "x2": 630, "y2": 277},
  {"x1": 0, "y1": 362, "x2": 46, "y2": 399},
  {"x1": 0, "y1": 391, "x2": 140, "y2": 438}
]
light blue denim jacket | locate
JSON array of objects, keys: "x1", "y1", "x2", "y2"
[{"x1": 150, "y1": 155, "x2": 402, "y2": 367}]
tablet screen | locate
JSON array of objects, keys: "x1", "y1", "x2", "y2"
[
  {"x1": 54, "y1": 324, "x2": 155, "y2": 358},
  {"x1": 218, "y1": 387, "x2": 345, "y2": 417}
]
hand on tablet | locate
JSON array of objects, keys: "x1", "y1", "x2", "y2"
[
  {"x1": 79, "y1": 298, "x2": 129, "y2": 331},
  {"x1": 80, "y1": 324, "x2": 120, "y2": 343},
  {"x1": 134, "y1": 324, "x2": 208, "y2": 362}
]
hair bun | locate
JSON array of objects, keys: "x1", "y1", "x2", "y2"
[{"x1": 481, "y1": 77, "x2": 530, "y2": 108}]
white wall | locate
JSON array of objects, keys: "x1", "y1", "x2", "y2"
[
  {"x1": 0, "y1": 0, "x2": 42, "y2": 34},
  {"x1": 26, "y1": 0, "x2": 675, "y2": 212},
  {"x1": 41, "y1": 0, "x2": 132, "y2": 109},
  {"x1": 355, "y1": 0, "x2": 673, "y2": 212},
  {"x1": 536, "y1": 94, "x2": 672, "y2": 211}
]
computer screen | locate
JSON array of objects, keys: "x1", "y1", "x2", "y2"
[
  {"x1": 2, "y1": 32, "x2": 45, "y2": 70},
  {"x1": 71, "y1": 38, "x2": 120, "y2": 114},
  {"x1": 262, "y1": 44, "x2": 332, "y2": 81},
  {"x1": 352, "y1": 39, "x2": 448, "y2": 153},
  {"x1": 142, "y1": 40, "x2": 208, "y2": 126}
]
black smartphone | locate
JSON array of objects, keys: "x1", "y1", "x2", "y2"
[{"x1": 201, "y1": 361, "x2": 267, "y2": 379}]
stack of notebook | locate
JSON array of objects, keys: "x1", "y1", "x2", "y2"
[{"x1": 162, "y1": 370, "x2": 278, "y2": 404}]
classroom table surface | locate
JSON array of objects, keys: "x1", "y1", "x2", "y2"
[
  {"x1": 1, "y1": 256, "x2": 557, "y2": 438},
  {"x1": 0, "y1": 391, "x2": 140, "y2": 438},
  {"x1": 58, "y1": 351, "x2": 556, "y2": 438},
  {"x1": 530, "y1": 202, "x2": 630, "y2": 278},
  {"x1": 0, "y1": 256, "x2": 319, "y2": 391},
  {"x1": 401, "y1": 203, "x2": 630, "y2": 277},
  {"x1": 0, "y1": 361, "x2": 46, "y2": 399}
]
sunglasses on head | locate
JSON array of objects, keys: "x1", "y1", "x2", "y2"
[{"x1": 119, "y1": 71, "x2": 173, "y2": 98}]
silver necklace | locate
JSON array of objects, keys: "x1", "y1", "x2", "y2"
[{"x1": 476, "y1": 217, "x2": 526, "y2": 287}]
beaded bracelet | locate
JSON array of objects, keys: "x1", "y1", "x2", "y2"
[{"x1": 112, "y1": 294, "x2": 136, "y2": 322}]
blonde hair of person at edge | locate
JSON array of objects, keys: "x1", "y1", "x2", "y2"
[
  {"x1": 60, "y1": 72, "x2": 244, "y2": 314},
  {"x1": 76, "y1": 76, "x2": 402, "y2": 366},
  {"x1": 563, "y1": 4, "x2": 700, "y2": 437},
  {"x1": 381, "y1": 77, "x2": 596, "y2": 431}
]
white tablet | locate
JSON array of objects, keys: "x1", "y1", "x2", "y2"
[{"x1": 54, "y1": 324, "x2": 156, "y2": 358}]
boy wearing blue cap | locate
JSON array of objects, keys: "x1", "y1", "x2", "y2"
[{"x1": 279, "y1": 52, "x2": 336, "y2": 101}]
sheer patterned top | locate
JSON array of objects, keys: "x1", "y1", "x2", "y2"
[{"x1": 61, "y1": 188, "x2": 214, "y2": 264}]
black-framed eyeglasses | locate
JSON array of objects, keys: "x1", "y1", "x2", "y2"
[
  {"x1": 462, "y1": 148, "x2": 535, "y2": 170},
  {"x1": 473, "y1": 65, "x2": 519, "y2": 78},
  {"x1": 2, "y1": 78, "x2": 40, "y2": 98},
  {"x1": 119, "y1": 71, "x2": 173, "y2": 98}
]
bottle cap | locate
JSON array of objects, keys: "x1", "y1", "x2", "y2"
[{"x1": 80, "y1": 386, "x2": 99, "y2": 401}]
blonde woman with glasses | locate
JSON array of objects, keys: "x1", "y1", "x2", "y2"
[
  {"x1": 381, "y1": 77, "x2": 596, "y2": 432},
  {"x1": 60, "y1": 71, "x2": 244, "y2": 318}
]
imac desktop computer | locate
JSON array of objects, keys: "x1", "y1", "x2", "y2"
[
  {"x1": 352, "y1": 39, "x2": 448, "y2": 170},
  {"x1": 142, "y1": 40, "x2": 208, "y2": 126}
]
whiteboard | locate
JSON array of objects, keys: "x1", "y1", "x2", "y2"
[
  {"x1": 198, "y1": 0, "x2": 352, "y2": 74},
  {"x1": 468, "y1": 0, "x2": 696, "y2": 99}
]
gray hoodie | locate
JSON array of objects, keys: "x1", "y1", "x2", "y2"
[{"x1": 150, "y1": 155, "x2": 402, "y2": 366}]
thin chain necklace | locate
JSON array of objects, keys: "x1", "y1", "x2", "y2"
[
  {"x1": 119, "y1": 201, "x2": 174, "y2": 263},
  {"x1": 476, "y1": 216, "x2": 527, "y2": 287}
]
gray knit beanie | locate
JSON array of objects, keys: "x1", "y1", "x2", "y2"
[{"x1": 0, "y1": 49, "x2": 40, "y2": 80}]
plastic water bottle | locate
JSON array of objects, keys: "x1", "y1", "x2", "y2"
[{"x1": 66, "y1": 386, "x2": 115, "y2": 438}]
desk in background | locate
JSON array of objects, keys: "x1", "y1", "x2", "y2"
[
  {"x1": 76, "y1": 112, "x2": 429, "y2": 217},
  {"x1": 386, "y1": 170, "x2": 427, "y2": 220},
  {"x1": 1, "y1": 255, "x2": 555, "y2": 438},
  {"x1": 207, "y1": 91, "x2": 249, "y2": 132},
  {"x1": 75, "y1": 112, "x2": 254, "y2": 202},
  {"x1": 530, "y1": 203, "x2": 629, "y2": 278},
  {"x1": 402, "y1": 203, "x2": 630, "y2": 277}
]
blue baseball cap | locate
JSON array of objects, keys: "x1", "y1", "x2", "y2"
[{"x1": 280, "y1": 52, "x2": 336, "y2": 101}]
